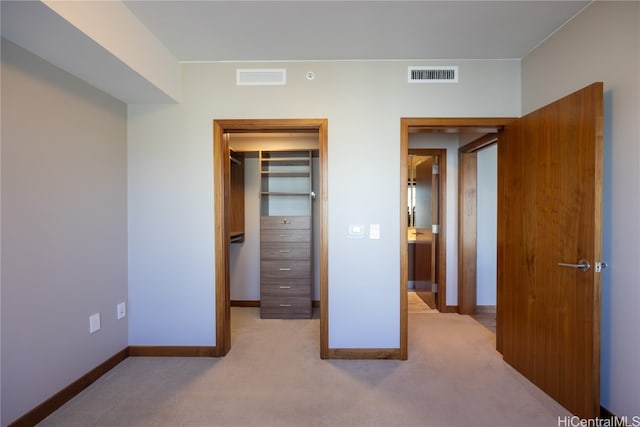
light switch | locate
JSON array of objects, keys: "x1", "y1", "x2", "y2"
[
  {"x1": 89, "y1": 313, "x2": 101, "y2": 334},
  {"x1": 117, "y1": 302, "x2": 126, "y2": 320},
  {"x1": 370, "y1": 224, "x2": 380, "y2": 239}
]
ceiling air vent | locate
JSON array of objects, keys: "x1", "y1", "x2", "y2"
[
  {"x1": 236, "y1": 68, "x2": 286, "y2": 86},
  {"x1": 408, "y1": 66, "x2": 458, "y2": 83}
]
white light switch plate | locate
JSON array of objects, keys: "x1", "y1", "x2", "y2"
[
  {"x1": 117, "y1": 302, "x2": 126, "y2": 320},
  {"x1": 370, "y1": 224, "x2": 380, "y2": 239},
  {"x1": 89, "y1": 313, "x2": 101, "y2": 334}
]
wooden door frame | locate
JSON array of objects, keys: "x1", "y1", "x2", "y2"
[
  {"x1": 400, "y1": 118, "x2": 514, "y2": 359},
  {"x1": 458, "y1": 133, "x2": 499, "y2": 315},
  {"x1": 213, "y1": 119, "x2": 329, "y2": 358}
]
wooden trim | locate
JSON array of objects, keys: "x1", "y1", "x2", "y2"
[
  {"x1": 328, "y1": 348, "x2": 401, "y2": 360},
  {"x1": 399, "y1": 120, "x2": 409, "y2": 360},
  {"x1": 128, "y1": 346, "x2": 217, "y2": 357},
  {"x1": 458, "y1": 133, "x2": 499, "y2": 316},
  {"x1": 8, "y1": 348, "x2": 129, "y2": 427},
  {"x1": 213, "y1": 119, "x2": 329, "y2": 360},
  {"x1": 441, "y1": 305, "x2": 459, "y2": 314},
  {"x1": 459, "y1": 133, "x2": 498, "y2": 153},
  {"x1": 401, "y1": 119, "x2": 451, "y2": 360},
  {"x1": 230, "y1": 300, "x2": 260, "y2": 307},
  {"x1": 213, "y1": 121, "x2": 231, "y2": 357},
  {"x1": 403, "y1": 117, "x2": 514, "y2": 131},
  {"x1": 475, "y1": 305, "x2": 496, "y2": 314},
  {"x1": 458, "y1": 151, "x2": 477, "y2": 315},
  {"x1": 599, "y1": 407, "x2": 625, "y2": 424},
  {"x1": 401, "y1": 117, "x2": 516, "y2": 358},
  {"x1": 436, "y1": 151, "x2": 447, "y2": 314},
  {"x1": 318, "y1": 120, "x2": 329, "y2": 360}
]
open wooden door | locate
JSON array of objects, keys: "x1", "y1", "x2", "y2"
[
  {"x1": 497, "y1": 83, "x2": 603, "y2": 418},
  {"x1": 414, "y1": 155, "x2": 433, "y2": 293}
]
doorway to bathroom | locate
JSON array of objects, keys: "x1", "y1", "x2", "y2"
[{"x1": 407, "y1": 149, "x2": 444, "y2": 312}]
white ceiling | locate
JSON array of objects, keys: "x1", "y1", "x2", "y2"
[
  {"x1": 123, "y1": 0, "x2": 590, "y2": 62},
  {"x1": 0, "y1": 1, "x2": 591, "y2": 104}
]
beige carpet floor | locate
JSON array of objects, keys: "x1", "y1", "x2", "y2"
[
  {"x1": 408, "y1": 291, "x2": 438, "y2": 314},
  {"x1": 40, "y1": 308, "x2": 569, "y2": 426}
]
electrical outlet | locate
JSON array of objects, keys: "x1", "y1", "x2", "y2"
[
  {"x1": 89, "y1": 313, "x2": 101, "y2": 334},
  {"x1": 117, "y1": 302, "x2": 126, "y2": 320}
]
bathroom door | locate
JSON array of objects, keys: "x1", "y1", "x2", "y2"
[{"x1": 414, "y1": 156, "x2": 438, "y2": 301}]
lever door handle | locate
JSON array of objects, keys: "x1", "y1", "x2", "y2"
[{"x1": 557, "y1": 259, "x2": 591, "y2": 272}]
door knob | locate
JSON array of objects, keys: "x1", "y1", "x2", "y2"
[{"x1": 557, "y1": 259, "x2": 591, "y2": 272}]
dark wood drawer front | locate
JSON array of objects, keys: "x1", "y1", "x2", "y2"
[
  {"x1": 260, "y1": 296, "x2": 312, "y2": 319},
  {"x1": 260, "y1": 228, "x2": 310, "y2": 243},
  {"x1": 261, "y1": 216, "x2": 311, "y2": 230},
  {"x1": 261, "y1": 242, "x2": 310, "y2": 260},
  {"x1": 260, "y1": 213, "x2": 312, "y2": 319},
  {"x1": 261, "y1": 260, "x2": 310, "y2": 279},
  {"x1": 261, "y1": 278, "x2": 311, "y2": 298}
]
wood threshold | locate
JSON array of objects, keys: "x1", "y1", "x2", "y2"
[
  {"x1": 327, "y1": 348, "x2": 401, "y2": 360},
  {"x1": 8, "y1": 348, "x2": 129, "y2": 427}
]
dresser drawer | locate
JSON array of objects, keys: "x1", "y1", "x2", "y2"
[
  {"x1": 261, "y1": 260, "x2": 310, "y2": 279},
  {"x1": 260, "y1": 296, "x2": 312, "y2": 319},
  {"x1": 261, "y1": 216, "x2": 311, "y2": 230},
  {"x1": 261, "y1": 242, "x2": 310, "y2": 260},
  {"x1": 261, "y1": 278, "x2": 311, "y2": 298},
  {"x1": 261, "y1": 229, "x2": 310, "y2": 243}
]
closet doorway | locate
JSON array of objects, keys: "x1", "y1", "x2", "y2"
[{"x1": 213, "y1": 119, "x2": 328, "y2": 358}]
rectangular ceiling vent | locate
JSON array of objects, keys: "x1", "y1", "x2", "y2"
[
  {"x1": 236, "y1": 69, "x2": 286, "y2": 86},
  {"x1": 408, "y1": 66, "x2": 458, "y2": 83}
]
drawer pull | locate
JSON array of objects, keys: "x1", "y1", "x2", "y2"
[
  {"x1": 279, "y1": 304, "x2": 292, "y2": 307},
  {"x1": 279, "y1": 250, "x2": 291, "y2": 253},
  {"x1": 279, "y1": 268, "x2": 291, "y2": 271},
  {"x1": 279, "y1": 234, "x2": 289, "y2": 237},
  {"x1": 280, "y1": 218, "x2": 290, "y2": 224},
  {"x1": 279, "y1": 286, "x2": 292, "y2": 289}
]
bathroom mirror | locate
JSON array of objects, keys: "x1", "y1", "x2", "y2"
[{"x1": 408, "y1": 155, "x2": 433, "y2": 230}]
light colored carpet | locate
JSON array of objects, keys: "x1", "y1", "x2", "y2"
[
  {"x1": 40, "y1": 308, "x2": 570, "y2": 426},
  {"x1": 408, "y1": 291, "x2": 437, "y2": 313}
]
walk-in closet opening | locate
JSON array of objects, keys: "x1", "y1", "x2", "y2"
[{"x1": 213, "y1": 119, "x2": 328, "y2": 358}]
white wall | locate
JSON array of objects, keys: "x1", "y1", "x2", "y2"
[
  {"x1": 522, "y1": 1, "x2": 640, "y2": 417},
  {"x1": 476, "y1": 145, "x2": 497, "y2": 306},
  {"x1": 128, "y1": 59, "x2": 520, "y2": 349},
  {"x1": 1, "y1": 40, "x2": 128, "y2": 425}
]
